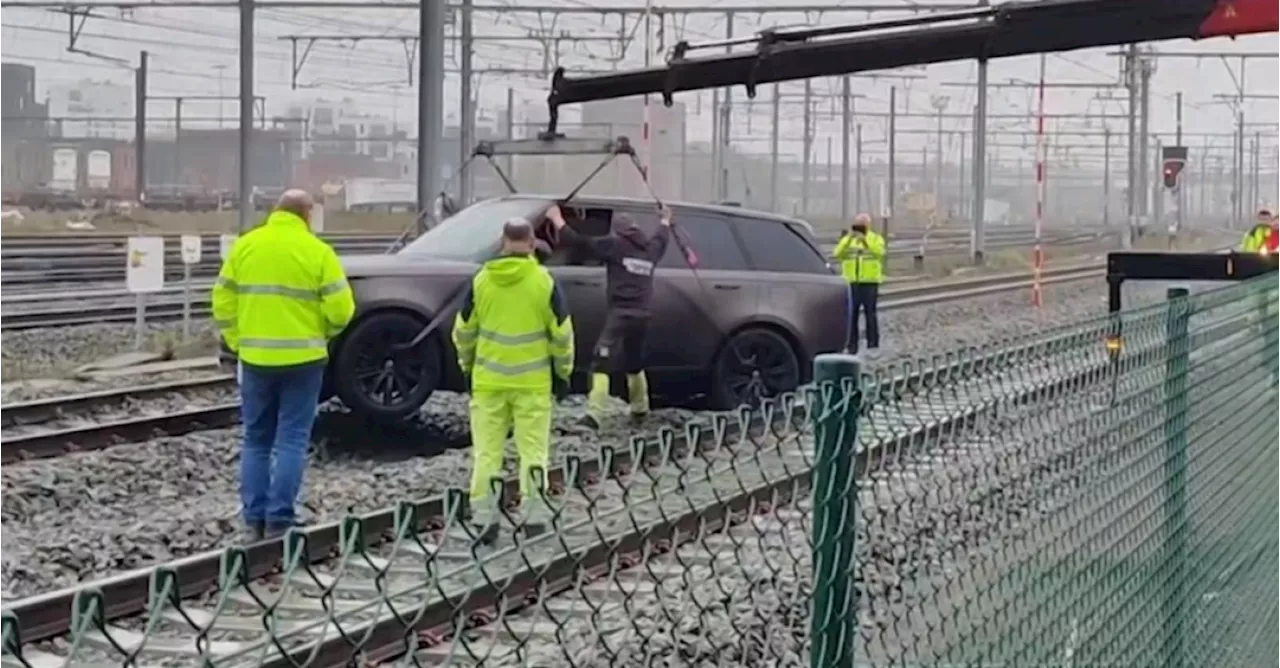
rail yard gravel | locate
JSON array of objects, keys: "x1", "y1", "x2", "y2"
[{"x1": 0, "y1": 278, "x2": 1207, "y2": 603}]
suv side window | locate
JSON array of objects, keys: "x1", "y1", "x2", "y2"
[
  {"x1": 543, "y1": 207, "x2": 615, "y2": 267},
  {"x1": 733, "y1": 219, "x2": 830, "y2": 273},
  {"x1": 656, "y1": 213, "x2": 749, "y2": 271}
]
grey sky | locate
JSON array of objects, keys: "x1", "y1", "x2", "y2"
[{"x1": 2, "y1": 0, "x2": 1276, "y2": 164}]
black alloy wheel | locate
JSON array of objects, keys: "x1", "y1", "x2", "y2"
[
  {"x1": 334, "y1": 311, "x2": 441, "y2": 422},
  {"x1": 709, "y1": 327, "x2": 801, "y2": 411}
]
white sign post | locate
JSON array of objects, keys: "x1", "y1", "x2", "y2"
[
  {"x1": 126, "y1": 236, "x2": 165, "y2": 351},
  {"x1": 219, "y1": 234, "x2": 237, "y2": 261},
  {"x1": 180, "y1": 234, "x2": 202, "y2": 341},
  {"x1": 310, "y1": 204, "x2": 325, "y2": 233}
]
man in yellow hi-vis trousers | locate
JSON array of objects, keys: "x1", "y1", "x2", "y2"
[
  {"x1": 452, "y1": 219, "x2": 575, "y2": 545},
  {"x1": 212, "y1": 189, "x2": 355, "y2": 541}
]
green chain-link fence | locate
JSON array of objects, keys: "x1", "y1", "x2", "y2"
[{"x1": 2, "y1": 276, "x2": 1276, "y2": 667}]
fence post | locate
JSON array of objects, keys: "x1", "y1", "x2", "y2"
[
  {"x1": 1161, "y1": 286, "x2": 1190, "y2": 668},
  {"x1": 809, "y1": 353, "x2": 859, "y2": 668}
]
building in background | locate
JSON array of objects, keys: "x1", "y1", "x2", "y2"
[{"x1": 46, "y1": 79, "x2": 133, "y2": 140}]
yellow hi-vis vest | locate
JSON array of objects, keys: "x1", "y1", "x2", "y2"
[
  {"x1": 211, "y1": 210, "x2": 355, "y2": 367},
  {"x1": 833, "y1": 230, "x2": 887, "y2": 284},
  {"x1": 1241, "y1": 224, "x2": 1273, "y2": 253},
  {"x1": 452, "y1": 254, "x2": 575, "y2": 391}
]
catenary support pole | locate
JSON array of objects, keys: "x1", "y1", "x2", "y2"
[
  {"x1": 458, "y1": 0, "x2": 474, "y2": 204},
  {"x1": 770, "y1": 84, "x2": 781, "y2": 212},
  {"x1": 1138, "y1": 51, "x2": 1152, "y2": 219},
  {"x1": 1032, "y1": 53, "x2": 1046, "y2": 309},
  {"x1": 504, "y1": 87, "x2": 515, "y2": 180},
  {"x1": 416, "y1": 0, "x2": 445, "y2": 219},
  {"x1": 237, "y1": 1, "x2": 253, "y2": 232},
  {"x1": 886, "y1": 85, "x2": 896, "y2": 238},
  {"x1": 802, "y1": 78, "x2": 813, "y2": 216},
  {"x1": 855, "y1": 120, "x2": 865, "y2": 212},
  {"x1": 1176, "y1": 92, "x2": 1183, "y2": 232},
  {"x1": 808, "y1": 352, "x2": 859, "y2": 668},
  {"x1": 134, "y1": 50, "x2": 148, "y2": 206},
  {"x1": 971, "y1": 60, "x2": 988, "y2": 265},
  {"x1": 1103, "y1": 127, "x2": 1112, "y2": 226},
  {"x1": 1124, "y1": 44, "x2": 1138, "y2": 248},
  {"x1": 840, "y1": 75, "x2": 852, "y2": 223},
  {"x1": 718, "y1": 11, "x2": 734, "y2": 202}
]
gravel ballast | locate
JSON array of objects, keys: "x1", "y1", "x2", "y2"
[{"x1": 0, "y1": 278, "x2": 1229, "y2": 603}]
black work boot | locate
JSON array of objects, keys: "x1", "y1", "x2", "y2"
[
  {"x1": 243, "y1": 521, "x2": 265, "y2": 543},
  {"x1": 265, "y1": 519, "x2": 306, "y2": 540},
  {"x1": 472, "y1": 523, "x2": 500, "y2": 547}
]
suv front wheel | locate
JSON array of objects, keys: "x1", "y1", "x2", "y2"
[
  {"x1": 333, "y1": 310, "x2": 441, "y2": 422},
  {"x1": 707, "y1": 327, "x2": 801, "y2": 410}
]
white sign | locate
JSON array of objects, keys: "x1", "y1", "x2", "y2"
[
  {"x1": 126, "y1": 236, "x2": 165, "y2": 294},
  {"x1": 219, "y1": 234, "x2": 237, "y2": 260},
  {"x1": 310, "y1": 204, "x2": 325, "y2": 233},
  {"x1": 180, "y1": 234, "x2": 202, "y2": 264}
]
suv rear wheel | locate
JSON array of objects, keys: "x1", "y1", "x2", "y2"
[
  {"x1": 708, "y1": 327, "x2": 801, "y2": 410},
  {"x1": 333, "y1": 311, "x2": 441, "y2": 421}
]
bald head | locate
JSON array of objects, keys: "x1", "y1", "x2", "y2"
[
  {"x1": 501, "y1": 218, "x2": 535, "y2": 255},
  {"x1": 851, "y1": 212, "x2": 873, "y2": 233},
  {"x1": 276, "y1": 189, "x2": 314, "y2": 220}
]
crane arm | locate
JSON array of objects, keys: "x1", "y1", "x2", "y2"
[{"x1": 546, "y1": 0, "x2": 1277, "y2": 115}]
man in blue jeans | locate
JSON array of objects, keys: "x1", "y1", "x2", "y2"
[{"x1": 212, "y1": 189, "x2": 355, "y2": 540}]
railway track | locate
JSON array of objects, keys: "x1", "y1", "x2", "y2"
[
  {"x1": 0, "y1": 265, "x2": 1104, "y2": 464},
  {"x1": 0, "y1": 229, "x2": 1101, "y2": 289},
  {"x1": 6, "y1": 296, "x2": 1245, "y2": 667},
  {"x1": 0, "y1": 243, "x2": 1103, "y2": 331}
]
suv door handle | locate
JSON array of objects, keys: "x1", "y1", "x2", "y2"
[
  {"x1": 712, "y1": 283, "x2": 741, "y2": 291},
  {"x1": 568, "y1": 279, "x2": 602, "y2": 287}
]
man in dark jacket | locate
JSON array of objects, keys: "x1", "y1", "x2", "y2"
[{"x1": 545, "y1": 204, "x2": 672, "y2": 428}]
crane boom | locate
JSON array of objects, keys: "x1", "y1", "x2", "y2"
[{"x1": 545, "y1": 0, "x2": 1277, "y2": 121}]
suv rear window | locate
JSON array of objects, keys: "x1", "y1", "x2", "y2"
[{"x1": 733, "y1": 219, "x2": 830, "y2": 273}]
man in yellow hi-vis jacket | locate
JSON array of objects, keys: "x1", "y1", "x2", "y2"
[
  {"x1": 212, "y1": 189, "x2": 355, "y2": 541},
  {"x1": 832, "y1": 213, "x2": 887, "y2": 356},
  {"x1": 452, "y1": 219, "x2": 575, "y2": 545}
]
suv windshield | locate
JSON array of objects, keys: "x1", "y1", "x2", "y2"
[{"x1": 398, "y1": 197, "x2": 549, "y2": 261}]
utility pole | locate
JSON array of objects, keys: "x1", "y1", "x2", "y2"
[
  {"x1": 801, "y1": 78, "x2": 812, "y2": 216},
  {"x1": 769, "y1": 83, "x2": 780, "y2": 212},
  {"x1": 458, "y1": 0, "x2": 474, "y2": 204},
  {"x1": 854, "y1": 123, "x2": 863, "y2": 215},
  {"x1": 840, "y1": 75, "x2": 852, "y2": 223},
  {"x1": 237, "y1": 0, "x2": 253, "y2": 231},
  {"x1": 887, "y1": 85, "x2": 896, "y2": 237},
  {"x1": 504, "y1": 87, "x2": 515, "y2": 179},
  {"x1": 134, "y1": 50, "x2": 147, "y2": 206},
  {"x1": 958, "y1": 131, "x2": 966, "y2": 216},
  {"x1": 417, "y1": 0, "x2": 445, "y2": 220}
]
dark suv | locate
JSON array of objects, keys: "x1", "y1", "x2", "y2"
[{"x1": 328, "y1": 195, "x2": 848, "y2": 421}]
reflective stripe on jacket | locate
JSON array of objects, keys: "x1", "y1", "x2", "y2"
[
  {"x1": 833, "y1": 230, "x2": 886, "y2": 284},
  {"x1": 211, "y1": 210, "x2": 355, "y2": 367},
  {"x1": 452, "y1": 254, "x2": 575, "y2": 391}
]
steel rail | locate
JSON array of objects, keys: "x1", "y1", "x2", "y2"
[
  {"x1": 7, "y1": 305, "x2": 1245, "y2": 665},
  {"x1": 0, "y1": 376, "x2": 236, "y2": 429}
]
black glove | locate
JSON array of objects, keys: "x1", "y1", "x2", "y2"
[{"x1": 552, "y1": 376, "x2": 570, "y2": 402}]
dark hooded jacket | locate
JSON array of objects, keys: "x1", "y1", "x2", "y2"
[{"x1": 559, "y1": 216, "x2": 671, "y2": 313}]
